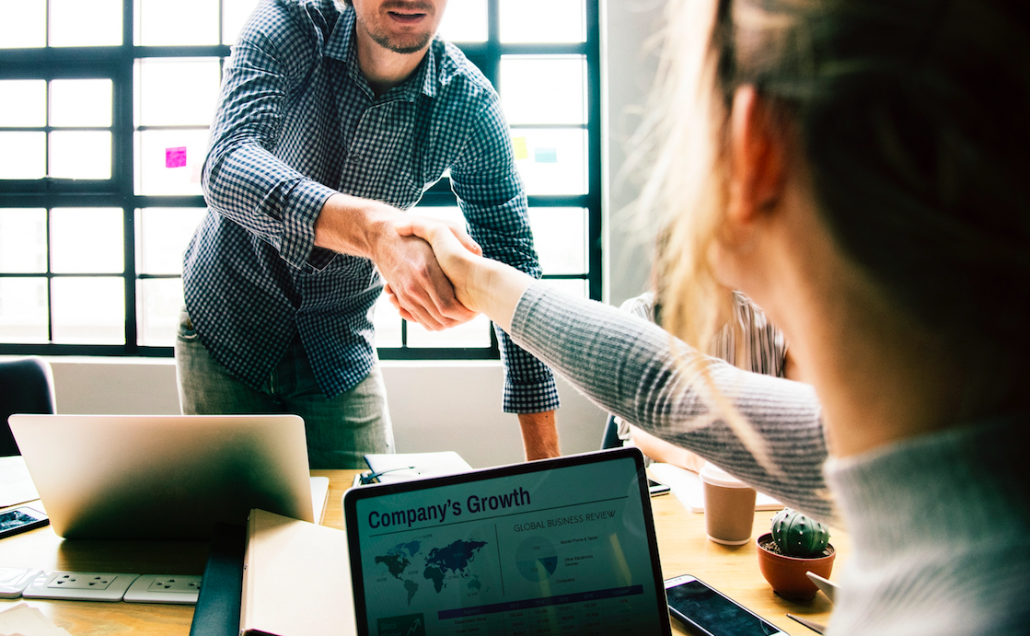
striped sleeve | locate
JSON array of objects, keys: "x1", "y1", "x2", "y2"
[{"x1": 511, "y1": 282, "x2": 839, "y2": 523}]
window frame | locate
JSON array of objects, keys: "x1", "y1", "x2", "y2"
[{"x1": 0, "y1": 0, "x2": 601, "y2": 360}]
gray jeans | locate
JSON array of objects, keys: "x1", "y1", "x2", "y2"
[{"x1": 174, "y1": 308, "x2": 394, "y2": 469}]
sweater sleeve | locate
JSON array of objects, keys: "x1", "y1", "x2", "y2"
[{"x1": 510, "y1": 282, "x2": 839, "y2": 523}]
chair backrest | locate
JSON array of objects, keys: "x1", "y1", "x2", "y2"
[{"x1": 0, "y1": 357, "x2": 56, "y2": 456}]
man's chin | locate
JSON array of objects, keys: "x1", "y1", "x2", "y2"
[{"x1": 371, "y1": 31, "x2": 433, "y2": 55}]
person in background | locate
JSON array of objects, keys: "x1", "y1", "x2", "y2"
[
  {"x1": 394, "y1": 0, "x2": 1030, "y2": 632},
  {"x1": 614, "y1": 290, "x2": 797, "y2": 472},
  {"x1": 176, "y1": 0, "x2": 561, "y2": 469}
]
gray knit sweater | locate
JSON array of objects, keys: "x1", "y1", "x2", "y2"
[{"x1": 510, "y1": 283, "x2": 1030, "y2": 636}]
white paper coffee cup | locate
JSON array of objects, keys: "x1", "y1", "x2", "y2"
[{"x1": 699, "y1": 462, "x2": 757, "y2": 545}]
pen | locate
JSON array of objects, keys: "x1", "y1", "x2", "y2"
[
  {"x1": 358, "y1": 466, "x2": 417, "y2": 485},
  {"x1": 786, "y1": 613, "x2": 826, "y2": 634}
]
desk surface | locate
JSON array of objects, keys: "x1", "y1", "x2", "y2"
[{"x1": 0, "y1": 469, "x2": 845, "y2": 635}]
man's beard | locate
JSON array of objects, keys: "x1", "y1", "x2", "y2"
[{"x1": 366, "y1": 27, "x2": 433, "y2": 54}]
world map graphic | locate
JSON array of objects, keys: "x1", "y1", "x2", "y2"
[{"x1": 374, "y1": 539, "x2": 489, "y2": 605}]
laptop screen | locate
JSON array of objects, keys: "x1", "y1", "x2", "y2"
[{"x1": 344, "y1": 448, "x2": 671, "y2": 636}]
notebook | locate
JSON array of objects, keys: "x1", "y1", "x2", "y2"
[
  {"x1": 363, "y1": 451, "x2": 474, "y2": 484},
  {"x1": 343, "y1": 447, "x2": 673, "y2": 636},
  {"x1": 8, "y1": 414, "x2": 314, "y2": 539}
]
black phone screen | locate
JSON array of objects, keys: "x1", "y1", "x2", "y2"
[
  {"x1": 0, "y1": 508, "x2": 48, "y2": 536},
  {"x1": 667, "y1": 579, "x2": 782, "y2": 636}
]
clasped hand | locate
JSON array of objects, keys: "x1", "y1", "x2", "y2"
[{"x1": 382, "y1": 216, "x2": 486, "y2": 328}]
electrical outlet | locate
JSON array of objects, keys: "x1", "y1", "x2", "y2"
[
  {"x1": 124, "y1": 574, "x2": 203, "y2": 605},
  {"x1": 148, "y1": 576, "x2": 201, "y2": 593},
  {"x1": 23, "y1": 571, "x2": 139, "y2": 602},
  {"x1": 48, "y1": 573, "x2": 114, "y2": 590}
]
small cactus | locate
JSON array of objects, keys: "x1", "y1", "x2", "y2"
[{"x1": 771, "y1": 508, "x2": 830, "y2": 558}]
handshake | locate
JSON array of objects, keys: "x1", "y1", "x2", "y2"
[{"x1": 380, "y1": 215, "x2": 534, "y2": 335}]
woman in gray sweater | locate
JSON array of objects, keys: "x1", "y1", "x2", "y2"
[{"x1": 391, "y1": 0, "x2": 1030, "y2": 633}]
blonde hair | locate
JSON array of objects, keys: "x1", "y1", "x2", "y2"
[{"x1": 639, "y1": 0, "x2": 1030, "y2": 412}]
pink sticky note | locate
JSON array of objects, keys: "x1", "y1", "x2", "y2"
[{"x1": 165, "y1": 147, "x2": 187, "y2": 169}]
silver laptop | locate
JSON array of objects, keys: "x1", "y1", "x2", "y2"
[
  {"x1": 9, "y1": 414, "x2": 313, "y2": 539},
  {"x1": 343, "y1": 447, "x2": 673, "y2": 636}
]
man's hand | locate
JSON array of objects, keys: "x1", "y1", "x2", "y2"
[
  {"x1": 314, "y1": 194, "x2": 481, "y2": 330},
  {"x1": 518, "y1": 411, "x2": 560, "y2": 461},
  {"x1": 393, "y1": 213, "x2": 536, "y2": 334}
]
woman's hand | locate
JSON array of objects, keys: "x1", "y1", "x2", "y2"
[
  {"x1": 391, "y1": 216, "x2": 536, "y2": 332},
  {"x1": 391, "y1": 216, "x2": 484, "y2": 313}
]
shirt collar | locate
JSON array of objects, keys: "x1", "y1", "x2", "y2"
[{"x1": 325, "y1": 5, "x2": 439, "y2": 102}]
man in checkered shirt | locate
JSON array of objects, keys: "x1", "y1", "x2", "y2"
[{"x1": 175, "y1": 0, "x2": 561, "y2": 468}]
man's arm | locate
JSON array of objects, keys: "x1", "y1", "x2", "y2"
[
  {"x1": 518, "y1": 411, "x2": 560, "y2": 460},
  {"x1": 448, "y1": 93, "x2": 562, "y2": 449},
  {"x1": 202, "y1": 4, "x2": 473, "y2": 329},
  {"x1": 314, "y1": 193, "x2": 477, "y2": 330}
]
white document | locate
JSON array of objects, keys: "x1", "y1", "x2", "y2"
[
  {"x1": 363, "y1": 451, "x2": 473, "y2": 484},
  {"x1": 0, "y1": 456, "x2": 40, "y2": 508},
  {"x1": 0, "y1": 602, "x2": 73, "y2": 636},
  {"x1": 648, "y1": 462, "x2": 781, "y2": 513}
]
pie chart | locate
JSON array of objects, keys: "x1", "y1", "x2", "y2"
[{"x1": 515, "y1": 536, "x2": 558, "y2": 582}]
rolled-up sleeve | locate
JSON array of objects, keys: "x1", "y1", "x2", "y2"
[{"x1": 450, "y1": 98, "x2": 560, "y2": 414}]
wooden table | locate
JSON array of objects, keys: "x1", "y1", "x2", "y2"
[{"x1": 0, "y1": 470, "x2": 845, "y2": 634}]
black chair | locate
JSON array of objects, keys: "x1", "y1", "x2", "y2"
[
  {"x1": 0, "y1": 357, "x2": 56, "y2": 456},
  {"x1": 600, "y1": 413, "x2": 623, "y2": 450}
]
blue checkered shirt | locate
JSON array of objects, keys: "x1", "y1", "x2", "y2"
[{"x1": 183, "y1": 0, "x2": 559, "y2": 413}]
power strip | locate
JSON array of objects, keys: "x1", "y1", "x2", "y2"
[
  {"x1": 23, "y1": 571, "x2": 140, "y2": 602},
  {"x1": 123, "y1": 574, "x2": 202, "y2": 604}
]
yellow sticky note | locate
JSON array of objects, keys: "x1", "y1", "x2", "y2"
[{"x1": 512, "y1": 136, "x2": 528, "y2": 160}]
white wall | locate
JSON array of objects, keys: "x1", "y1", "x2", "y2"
[
  {"x1": 44, "y1": 358, "x2": 608, "y2": 469},
  {"x1": 15, "y1": 2, "x2": 666, "y2": 470},
  {"x1": 602, "y1": 0, "x2": 667, "y2": 307}
]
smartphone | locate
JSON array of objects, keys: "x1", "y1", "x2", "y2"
[
  {"x1": 0, "y1": 506, "x2": 49, "y2": 539},
  {"x1": 665, "y1": 574, "x2": 788, "y2": 636},
  {"x1": 648, "y1": 478, "x2": 671, "y2": 496}
]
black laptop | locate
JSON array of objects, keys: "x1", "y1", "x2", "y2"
[{"x1": 343, "y1": 447, "x2": 673, "y2": 636}]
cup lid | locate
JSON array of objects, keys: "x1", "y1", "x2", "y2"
[{"x1": 699, "y1": 462, "x2": 752, "y2": 489}]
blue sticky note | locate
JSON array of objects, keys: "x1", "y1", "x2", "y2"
[{"x1": 534, "y1": 147, "x2": 558, "y2": 163}]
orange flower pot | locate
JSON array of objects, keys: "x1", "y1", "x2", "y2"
[{"x1": 755, "y1": 532, "x2": 835, "y2": 601}]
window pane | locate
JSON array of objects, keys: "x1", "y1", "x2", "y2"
[
  {"x1": 137, "y1": 0, "x2": 218, "y2": 46},
  {"x1": 437, "y1": 0, "x2": 487, "y2": 43},
  {"x1": 223, "y1": 0, "x2": 260, "y2": 44},
  {"x1": 511, "y1": 128, "x2": 586, "y2": 195},
  {"x1": 0, "y1": 132, "x2": 46, "y2": 179},
  {"x1": 136, "y1": 129, "x2": 209, "y2": 195},
  {"x1": 499, "y1": 0, "x2": 584, "y2": 43},
  {"x1": 136, "y1": 58, "x2": 221, "y2": 127},
  {"x1": 51, "y1": 277, "x2": 124, "y2": 344},
  {"x1": 0, "y1": 278, "x2": 48, "y2": 343},
  {"x1": 0, "y1": 80, "x2": 46, "y2": 127},
  {"x1": 137, "y1": 278, "x2": 183, "y2": 346},
  {"x1": 540, "y1": 278, "x2": 587, "y2": 299},
  {"x1": 373, "y1": 294, "x2": 402, "y2": 348},
  {"x1": 50, "y1": 208, "x2": 124, "y2": 274},
  {"x1": 406, "y1": 314, "x2": 492, "y2": 348},
  {"x1": 528, "y1": 207, "x2": 586, "y2": 275},
  {"x1": 50, "y1": 79, "x2": 113, "y2": 128},
  {"x1": 0, "y1": 0, "x2": 46, "y2": 49},
  {"x1": 50, "y1": 0, "x2": 122, "y2": 47},
  {"x1": 49, "y1": 131, "x2": 112, "y2": 180},
  {"x1": 0, "y1": 209, "x2": 47, "y2": 273},
  {"x1": 500, "y1": 56, "x2": 586, "y2": 125},
  {"x1": 137, "y1": 208, "x2": 206, "y2": 274}
]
